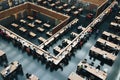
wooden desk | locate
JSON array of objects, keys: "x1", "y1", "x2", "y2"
[
  {"x1": 110, "y1": 22, "x2": 118, "y2": 27},
  {"x1": 73, "y1": 11, "x2": 79, "y2": 15},
  {"x1": 115, "y1": 16, "x2": 120, "y2": 20},
  {"x1": 5, "y1": 30, "x2": 16, "y2": 39},
  {"x1": 68, "y1": 72, "x2": 84, "y2": 80},
  {"x1": 97, "y1": 38, "x2": 120, "y2": 50},
  {"x1": 43, "y1": 1, "x2": 47, "y2": 4},
  {"x1": 45, "y1": 37, "x2": 54, "y2": 46},
  {"x1": 27, "y1": 74, "x2": 39, "y2": 80},
  {"x1": 0, "y1": 61, "x2": 21, "y2": 79},
  {"x1": 36, "y1": 48, "x2": 44, "y2": 55},
  {"x1": 102, "y1": 31, "x2": 120, "y2": 41},
  {"x1": 55, "y1": 1, "x2": 60, "y2": 5},
  {"x1": 57, "y1": 6, "x2": 63, "y2": 10},
  {"x1": 37, "y1": 27, "x2": 44, "y2": 32},
  {"x1": 29, "y1": 32, "x2": 36, "y2": 38},
  {"x1": 71, "y1": 6, "x2": 76, "y2": 10},
  {"x1": 11, "y1": 23, "x2": 18, "y2": 28},
  {"x1": 90, "y1": 46, "x2": 116, "y2": 61},
  {"x1": 65, "y1": 8, "x2": 71, "y2": 13},
  {"x1": 38, "y1": 37, "x2": 46, "y2": 43},
  {"x1": 50, "y1": 3, "x2": 55, "y2": 7},
  {"x1": 78, "y1": 62, "x2": 107, "y2": 80},
  {"x1": 59, "y1": 29, "x2": 64, "y2": 34},
  {"x1": 71, "y1": 32, "x2": 78, "y2": 37},
  {"x1": 19, "y1": 27, "x2": 27, "y2": 33},
  {"x1": 63, "y1": 4, "x2": 68, "y2": 8},
  {"x1": 53, "y1": 46, "x2": 62, "y2": 53},
  {"x1": 28, "y1": 23, "x2": 35, "y2": 28},
  {"x1": 78, "y1": 8, "x2": 83, "y2": 13},
  {"x1": 37, "y1": 0, "x2": 42, "y2": 3},
  {"x1": 54, "y1": 33, "x2": 59, "y2": 38},
  {"x1": 63, "y1": 39, "x2": 72, "y2": 44},
  {"x1": 46, "y1": 31, "x2": 52, "y2": 37},
  {"x1": 27, "y1": 16, "x2": 34, "y2": 20},
  {"x1": 43, "y1": 23, "x2": 50, "y2": 28},
  {"x1": 20, "y1": 19, "x2": 26, "y2": 24},
  {"x1": 35, "y1": 19, "x2": 42, "y2": 24},
  {"x1": 48, "y1": 0, "x2": 52, "y2": 2}
]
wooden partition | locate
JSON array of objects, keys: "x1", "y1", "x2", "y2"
[
  {"x1": 52, "y1": 18, "x2": 69, "y2": 34},
  {"x1": 0, "y1": 2, "x2": 69, "y2": 35},
  {"x1": 27, "y1": 2, "x2": 70, "y2": 34},
  {"x1": 28, "y1": 3, "x2": 69, "y2": 21},
  {"x1": 0, "y1": 3, "x2": 27, "y2": 20}
]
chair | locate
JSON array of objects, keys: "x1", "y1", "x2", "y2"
[
  {"x1": 26, "y1": 73, "x2": 31, "y2": 78},
  {"x1": 96, "y1": 65, "x2": 100, "y2": 70},
  {"x1": 90, "y1": 62, "x2": 94, "y2": 66}
]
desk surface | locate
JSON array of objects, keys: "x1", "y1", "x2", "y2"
[
  {"x1": 43, "y1": 23, "x2": 50, "y2": 28},
  {"x1": 28, "y1": 23, "x2": 35, "y2": 28},
  {"x1": 90, "y1": 46, "x2": 116, "y2": 61},
  {"x1": 43, "y1": 1, "x2": 47, "y2": 4},
  {"x1": 71, "y1": 6, "x2": 76, "y2": 9},
  {"x1": 54, "y1": 46, "x2": 62, "y2": 53},
  {"x1": 35, "y1": 19, "x2": 42, "y2": 24},
  {"x1": 68, "y1": 72, "x2": 84, "y2": 80},
  {"x1": 63, "y1": 4, "x2": 68, "y2": 7},
  {"x1": 55, "y1": 1, "x2": 60, "y2": 4},
  {"x1": 19, "y1": 27, "x2": 27, "y2": 32},
  {"x1": 78, "y1": 62, "x2": 107, "y2": 80},
  {"x1": 20, "y1": 19, "x2": 26, "y2": 23},
  {"x1": 29, "y1": 32, "x2": 36, "y2": 37},
  {"x1": 38, "y1": 37, "x2": 46, "y2": 42},
  {"x1": 102, "y1": 31, "x2": 120, "y2": 41},
  {"x1": 110, "y1": 22, "x2": 118, "y2": 27},
  {"x1": 78, "y1": 8, "x2": 83, "y2": 12},
  {"x1": 11, "y1": 23, "x2": 18, "y2": 28},
  {"x1": 66, "y1": 8, "x2": 71, "y2": 12},
  {"x1": 37, "y1": 27, "x2": 44, "y2": 32},
  {"x1": 57, "y1": 6, "x2": 63, "y2": 10},
  {"x1": 0, "y1": 61, "x2": 19, "y2": 78},
  {"x1": 0, "y1": 50, "x2": 5, "y2": 57},
  {"x1": 97, "y1": 38, "x2": 120, "y2": 49},
  {"x1": 71, "y1": 32, "x2": 78, "y2": 37},
  {"x1": 46, "y1": 31, "x2": 52, "y2": 36},
  {"x1": 27, "y1": 16, "x2": 34, "y2": 20},
  {"x1": 50, "y1": 3, "x2": 55, "y2": 7},
  {"x1": 115, "y1": 16, "x2": 120, "y2": 20},
  {"x1": 63, "y1": 38, "x2": 72, "y2": 44},
  {"x1": 73, "y1": 11, "x2": 79, "y2": 15}
]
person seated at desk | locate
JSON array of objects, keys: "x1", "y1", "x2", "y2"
[
  {"x1": 112, "y1": 36, "x2": 118, "y2": 44},
  {"x1": 103, "y1": 54, "x2": 107, "y2": 59},
  {"x1": 77, "y1": 25, "x2": 83, "y2": 33},
  {"x1": 107, "y1": 35, "x2": 112, "y2": 41},
  {"x1": 29, "y1": 45, "x2": 36, "y2": 55},
  {"x1": 0, "y1": 29, "x2": 2, "y2": 35},
  {"x1": 62, "y1": 40, "x2": 68, "y2": 47},
  {"x1": 96, "y1": 65, "x2": 101, "y2": 70},
  {"x1": 112, "y1": 47, "x2": 119, "y2": 56},
  {"x1": 26, "y1": 73, "x2": 31, "y2": 78},
  {"x1": 0, "y1": 29, "x2": 6, "y2": 36},
  {"x1": 1, "y1": 29, "x2": 11, "y2": 41},
  {"x1": 70, "y1": 33, "x2": 76, "y2": 39},
  {"x1": 41, "y1": 54, "x2": 47, "y2": 64},
  {"x1": 58, "y1": 44, "x2": 64, "y2": 49},
  {"x1": 17, "y1": 38, "x2": 23, "y2": 48},
  {"x1": 102, "y1": 42, "x2": 107, "y2": 50}
]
